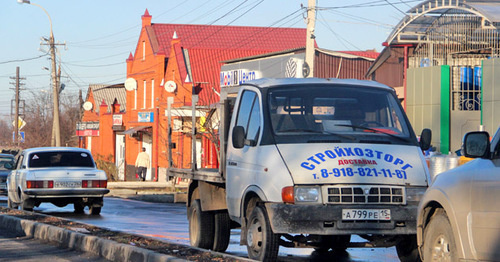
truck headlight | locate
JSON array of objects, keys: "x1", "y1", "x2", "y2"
[
  {"x1": 406, "y1": 187, "x2": 427, "y2": 204},
  {"x1": 295, "y1": 186, "x2": 321, "y2": 203}
]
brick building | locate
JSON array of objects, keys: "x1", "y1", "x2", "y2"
[{"x1": 80, "y1": 10, "x2": 310, "y2": 181}]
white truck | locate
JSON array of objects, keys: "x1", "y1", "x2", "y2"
[{"x1": 169, "y1": 78, "x2": 432, "y2": 261}]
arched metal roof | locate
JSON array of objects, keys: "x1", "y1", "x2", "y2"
[{"x1": 386, "y1": 0, "x2": 500, "y2": 45}]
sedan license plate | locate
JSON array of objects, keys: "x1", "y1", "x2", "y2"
[
  {"x1": 0, "y1": 184, "x2": 6, "y2": 189},
  {"x1": 342, "y1": 209, "x2": 391, "y2": 221},
  {"x1": 54, "y1": 181, "x2": 82, "y2": 188}
]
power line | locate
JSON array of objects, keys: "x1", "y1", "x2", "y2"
[
  {"x1": 0, "y1": 53, "x2": 49, "y2": 65},
  {"x1": 384, "y1": 0, "x2": 407, "y2": 15}
]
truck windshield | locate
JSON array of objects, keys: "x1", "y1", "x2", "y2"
[
  {"x1": 28, "y1": 151, "x2": 95, "y2": 168},
  {"x1": 268, "y1": 85, "x2": 412, "y2": 142}
]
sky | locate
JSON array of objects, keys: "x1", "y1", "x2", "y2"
[{"x1": 0, "y1": 0, "x2": 421, "y2": 119}]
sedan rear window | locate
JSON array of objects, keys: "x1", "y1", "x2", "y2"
[{"x1": 28, "y1": 151, "x2": 94, "y2": 168}]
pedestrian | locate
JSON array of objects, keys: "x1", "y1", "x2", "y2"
[{"x1": 135, "y1": 147, "x2": 150, "y2": 181}]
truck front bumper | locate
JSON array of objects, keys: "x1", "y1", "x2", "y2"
[{"x1": 265, "y1": 202, "x2": 418, "y2": 235}]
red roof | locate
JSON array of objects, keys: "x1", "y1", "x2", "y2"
[{"x1": 150, "y1": 24, "x2": 308, "y2": 105}]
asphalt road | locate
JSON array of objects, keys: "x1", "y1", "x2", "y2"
[{"x1": 0, "y1": 196, "x2": 400, "y2": 261}]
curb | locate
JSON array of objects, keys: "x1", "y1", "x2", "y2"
[{"x1": 0, "y1": 213, "x2": 186, "y2": 262}]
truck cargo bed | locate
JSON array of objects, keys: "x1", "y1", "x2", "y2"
[{"x1": 168, "y1": 168, "x2": 224, "y2": 183}]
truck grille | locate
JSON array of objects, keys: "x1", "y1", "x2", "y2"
[{"x1": 324, "y1": 185, "x2": 405, "y2": 205}]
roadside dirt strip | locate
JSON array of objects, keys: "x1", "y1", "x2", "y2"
[{"x1": 0, "y1": 208, "x2": 250, "y2": 262}]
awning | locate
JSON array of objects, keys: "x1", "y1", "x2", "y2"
[{"x1": 121, "y1": 126, "x2": 149, "y2": 135}]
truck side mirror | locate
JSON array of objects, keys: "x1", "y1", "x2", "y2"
[
  {"x1": 463, "y1": 131, "x2": 490, "y2": 159},
  {"x1": 419, "y1": 128, "x2": 432, "y2": 151},
  {"x1": 232, "y1": 126, "x2": 246, "y2": 149}
]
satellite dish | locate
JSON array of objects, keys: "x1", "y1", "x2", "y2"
[
  {"x1": 124, "y1": 78, "x2": 137, "y2": 91},
  {"x1": 165, "y1": 80, "x2": 177, "y2": 93},
  {"x1": 83, "y1": 101, "x2": 93, "y2": 111}
]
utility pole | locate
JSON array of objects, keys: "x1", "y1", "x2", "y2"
[
  {"x1": 305, "y1": 0, "x2": 316, "y2": 78},
  {"x1": 9, "y1": 67, "x2": 25, "y2": 147},
  {"x1": 49, "y1": 30, "x2": 61, "y2": 147}
]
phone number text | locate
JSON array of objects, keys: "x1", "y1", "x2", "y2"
[{"x1": 312, "y1": 167, "x2": 407, "y2": 180}]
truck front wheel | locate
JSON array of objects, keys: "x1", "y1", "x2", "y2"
[
  {"x1": 188, "y1": 199, "x2": 214, "y2": 249},
  {"x1": 246, "y1": 205, "x2": 279, "y2": 261}
]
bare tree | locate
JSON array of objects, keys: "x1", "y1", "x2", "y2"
[{"x1": 18, "y1": 90, "x2": 80, "y2": 148}]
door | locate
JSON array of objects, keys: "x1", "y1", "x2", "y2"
[
  {"x1": 450, "y1": 65, "x2": 482, "y2": 152},
  {"x1": 115, "y1": 134, "x2": 125, "y2": 181},
  {"x1": 142, "y1": 133, "x2": 153, "y2": 180},
  {"x1": 226, "y1": 90, "x2": 264, "y2": 217},
  {"x1": 470, "y1": 138, "x2": 500, "y2": 260}
]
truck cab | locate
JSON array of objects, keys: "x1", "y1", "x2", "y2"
[{"x1": 180, "y1": 78, "x2": 431, "y2": 261}]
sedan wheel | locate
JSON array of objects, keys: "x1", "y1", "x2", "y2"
[
  {"x1": 20, "y1": 199, "x2": 33, "y2": 211},
  {"x1": 7, "y1": 196, "x2": 18, "y2": 209},
  {"x1": 74, "y1": 202, "x2": 85, "y2": 214},
  {"x1": 89, "y1": 206, "x2": 101, "y2": 215}
]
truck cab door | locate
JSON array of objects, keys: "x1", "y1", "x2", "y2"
[{"x1": 226, "y1": 90, "x2": 264, "y2": 218}]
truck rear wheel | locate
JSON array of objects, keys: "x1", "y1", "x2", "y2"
[
  {"x1": 246, "y1": 205, "x2": 279, "y2": 261},
  {"x1": 212, "y1": 211, "x2": 231, "y2": 252},
  {"x1": 188, "y1": 199, "x2": 214, "y2": 249}
]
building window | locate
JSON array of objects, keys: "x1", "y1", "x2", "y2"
[
  {"x1": 142, "y1": 41, "x2": 146, "y2": 61},
  {"x1": 452, "y1": 66, "x2": 481, "y2": 111},
  {"x1": 151, "y1": 79, "x2": 155, "y2": 108},
  {"x1": 143, "y1": 80, "x2": 147, "y2": 109}
]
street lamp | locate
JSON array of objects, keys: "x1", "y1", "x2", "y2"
[{"x1": 17, "y1": 0, "x2": 61, "y2": 147}]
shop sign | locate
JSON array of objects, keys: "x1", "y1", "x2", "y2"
[
  {"x1": 138, "y1": 112, "x2": 154, "y2": 123},
  {"x1": 76, "y1": 121, "x2": 99, "y2": 136},
  {"x1": 113, "y1": 114, "x2": 123, "y2": 126},
  {"x1": 220, "y1": 69, "x2": 261, "y2": 87}
]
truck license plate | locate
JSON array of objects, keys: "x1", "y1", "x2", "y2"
[
  {"x1": 342, "y1": 209, "x2": 391, "y2": 220},
  {"x1": 55, "y1": 181, "x2": 82, "y2": 188}
]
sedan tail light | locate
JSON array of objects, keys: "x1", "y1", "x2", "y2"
[
  {"x1": 82, "y1": 180, "x2": 107, "y2": 188},
  {"x1": 26, "y1": 180, "x2": 54, "y2": 189}
]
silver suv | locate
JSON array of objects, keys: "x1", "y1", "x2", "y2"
[{"x1": 417, "y1": 126, "x2": 500, "y2": 261}]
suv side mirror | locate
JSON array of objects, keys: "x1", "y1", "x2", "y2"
[
  {"x1": 232, "y1": 126, "x2": 246, "y2": 149},
  {"x1": 419, "y1": 128, "x2": 432, "y2": 151},
  {"x1": 463, "y1": 131, "x2": 490, "y2": 159}
]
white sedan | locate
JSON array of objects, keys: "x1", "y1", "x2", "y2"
[{"x1": 7, "y1": 147, "x2": 109, "y2": 215}]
